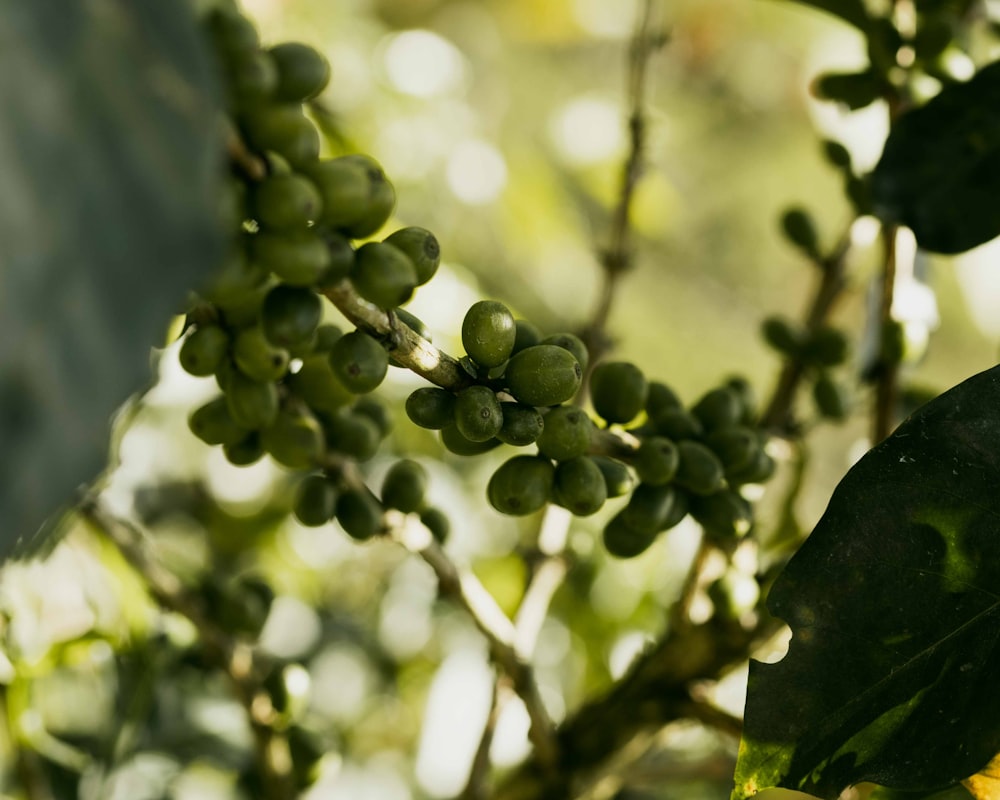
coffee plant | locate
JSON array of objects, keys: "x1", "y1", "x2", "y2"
[{"x1": 2, "y1": 0, "x2": 1000, "y2": 798}]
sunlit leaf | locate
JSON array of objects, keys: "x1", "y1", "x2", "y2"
[
  {"x1": 872, "y1": 60, "x2": 1000, "y2": 254},
  {"x1": 0, "y1": 1, "x2": 224, "y2": 554},
  {"x1": 734, "y1": 364, "x2": 1000, "y2": 799},
  {"x1": 964, "y1": 753, "x2": 1000, "y2": 800}
]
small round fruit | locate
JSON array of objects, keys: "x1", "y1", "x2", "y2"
[
  {"x1": 381, "y1": 459, "x2": 428, "y2": 513},
  {"x1": 336, "y1": 489, "x2": 383, "y2": 541},
  {"x1": 454, "y1": 385, "x2": 503, "y2": 442},
  {"x1": 512, "y1": 320, "x2": 542, "y2": 355},
  {"x1": 645, "y1": 381, "x2": 682, "y2": 417},
  {"x1": 440, "y1": 424, "x2": 501, "y2": 456},
  {"x1": 352, "y1": 396, "x2": 393, "y2": 437},
  {"x1": 505, "y1": 345, "x2": 582, "y2": 407},
  {"x1": 487, "y1": 456, "x2": 555, "y2": 516},
  {"x1": 650, "y1": 408, "x2": 703, "y2": 440},
  {"x1": 303, "y1": 157, "x2": 371, "y2": 229},
  {"x1": 725, "y1": 375, "x2": 757, "y2": 425},
  {"x1": 689, "y1": 489, "x2": 752, "y2": 539},
  {"x1": 813, "y1": 372, "x2": 850, "y2": 420},
  {"x1": 536, "y1": 406, "x2": 594, "y2": 462},
  {"x1": 351, "y1": 242, "x2": 418, "y2": 309},
  {"x1": 603, "y1": 512, "x2": 658, "y2": 559},
  {"x1": 322, "y1": 410, "x2": 381, "y2": 461},
  {"x1": 674, "y1": 441, "x2": 726, "y2": 495},
  {"x1": 179, "y1": 324, "x2": 230, "y2": 377},
  {"x1": 552, "y1": 456, "x2": 606, "y2": 516},
  {"x1": 225, "y1": 374, "x2": 280, "y2": 429},
  {"x1": 223, "y1": 433, "x2": 265, "y2": 466},
  {"x1": 540, "y1": 333, "x2": 589, "y2": 371},
  {"x1": 260, "y1": 408, "x2": 325, "y2": 469},
  {"x1": 202, "y1": 250, "x2": 268, "y2": 309},
  {"x1": 288, "y1": 355, "x2": 354, "y2": 412},
  {"x1": 269, "y1": 42, "x2": 331, "y2": 102},
  {"x1": 189, "y1": 396, "x2": 249, "y2": 446},
  {"x1": 250, "y1": 230, "x2": 330, "y2": 286},
  {"x1": 497, "y1": 403, "x2": 544, "y2": 446},
  {"x1": 234, "y1": 326, "x2": 290, "y2": 382},
  {"x1": 591, "y1": 455, "x2": 634, "y2": 498},
  {"x1": 462, "y1": 301, "x2": 516, "y2": 369},
  {"x1": 727, "y1": 447, "x2": 776, "y2": 486},
  {"x1": 691, "y1": 386, "x2": 743, "y2": 433},
  {"x1": 261, "y1": 285, "x2": 323, "y2": 348},
  {"x1": 252, "y1": 173, "x2": 322, "y2": 231},
  {"x1": 338, "y1": 155, "x2": 396, "y2": 238},
  {"x1": 316, "y1": 232, "x2": 355, "y2": 287},
  {"x1": 206, "y1": 8, "x2": 260, "y2": 58},
  {"x1": 329, "y1": 331, "x2": 389, "y2": 394},
  {"x1": 623, "y1": 482, "x2": 679, "y2": 533},
  {"x1": 781, "y1": 207, "x2": 821, "y2": 258},
  {"x1": 420, "y1": 507, "x2": 450, "y2": 543},
  {"x1": 705, "y1": 426, "x2": 759, "y2": 476},
  {"x1": 294, "y1": 474, "x2": 339, "y2": 526},
  {"x1": 590, "y1": 361, "x2": 648, "y2": 425},
  {"x1": 227, "y1": 50, "x2": 278, "y2": 106},
  {"x1": 803, "y1": 326, "x2": 849, "y2": 368},
  {"x1": 406, "y1": 387, "x2": 457, "y2": 430},
  {"x1": 633, "y1": 436, "x2": 679, "y2": 486},
  {"x1": 383, "y1": 227, "x2": 441, "y2": 286},
  {"x1": 314, "y1": 324, "x2": 345, "y2": 352},
  {"x1": 762, "y1": 316, "x2": 804, "y2": 356},
  {"x1": 240, "y1": 105, "x2": 320, "y2": 168}
]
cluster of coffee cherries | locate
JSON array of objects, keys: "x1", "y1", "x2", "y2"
[
  {"x1": 404, "y1": 301, "x2": 775, "y2": 558},
  {"x1": 181, "y1": 4, "x2": 448, "y2": 544}
]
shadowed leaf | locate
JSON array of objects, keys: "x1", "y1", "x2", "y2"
[{"x1": 734, "y1": 365, "x2": 1000, "y2": 799}]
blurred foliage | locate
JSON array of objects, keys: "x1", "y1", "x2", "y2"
[{"x1": 3, "y1": 1, "x2": 1000, "y2": 799}]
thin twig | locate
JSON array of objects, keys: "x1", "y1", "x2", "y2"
[
  {"x1": 872, "y1": 224, "x2": 899, "y2": 443},
  {"x1": 460, "y1": 677, "x2": 511, "y2": 800}
]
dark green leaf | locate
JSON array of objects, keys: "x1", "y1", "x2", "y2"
[
  {"x1": 872, "y1": 60, "x2": 1000, "y2": 254},
  {"x1": 771, "y1": 0, "x2": 870, "y2": 31},
  {"x1": 0, "y1": 1, "x2": 224, "y2": 554},
  {"x1": 734, "y1": 364, "x2": 1000, "y2": 799}
]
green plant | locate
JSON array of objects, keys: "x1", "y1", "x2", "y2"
[{"x1": 2, "y1": 1, "x2": 1000, "y2": 799}]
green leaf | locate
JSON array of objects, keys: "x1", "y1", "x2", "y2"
[
  {"x1": 872, "y1": 60, "x2": 1000, "y2": 254},
  {"x1": 770, "y1": 0, "x2": 870, "y2": 31},
  {"x1": 0, "y1": 1, "x2": 224, "y2": 554},
  {"x1": 734, "y1": 364, "x2": 1000, "y2": 799}
]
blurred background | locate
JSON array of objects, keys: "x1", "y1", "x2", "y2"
[{"x1": 1, "y1": 0, "x2": 998, "y2": 798}]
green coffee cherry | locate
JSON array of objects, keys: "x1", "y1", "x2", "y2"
[
  {"x1": 540, "y1": 333, "x2": 589, "y2": 372},
  {"x1": 180, "y1": 324, "x2": 230, "y2": 377},
  {"x1": 497, "y1": 403, "x2": 544, "y2": 446},
  {"x1": 420, "y1": 507, "x2": 450, "y2": 544},
  {"x1": 240, "y1": 105, "x2": 320, "y2": 168},
  {"x1": 189, "y1": 396, "x2": 250, "y2": 446},
  {"x1": 821, "y1": 139, "x2": 851, "y2": 169},
  {"x1": 233, "y1": 326, "x2": 290, "y2": 382},
  {"x1": 288, "y1": 355, "x2": 354, "y2": 412},
  {"x1": 225, "y1": 373, "x2": 280, "y2": 429},
  {"x1": 322, "y1": 410, "x2": 381, "y2": 461},
  {"x1": 212, "y1": 575, "x2": 274, "y2": 639},
  {"x1": 462, "y1": 301, "x2": 516, "y2": 369},
  {"x1": 727, "y1": 447, "x2": 776, "y2": 486},
  {"x1": 440, "y1": 424, "x2": 501, "y2": 456},
  {"x1": 552, "y1": 456, "x2": 607, "y2": 516},
  {"x1": 269, "y1": 42, "x2": 331, "y2": 102},
  {"x1": 780, "y1": 207, "x2": 821, "y2": 259},
  {"x1": 352, "y1": 397, "x2": 393, "y2": 437},
  {"x1": 294, "y1": 474, "x2": 339, "y2": 526},
  {"x1": 803, "y1": 326, "x2": 849, "y2": 367},
  {"x1": 252, "y1": 173, "x2": 322, "y2": 231},
  {"x1": 649, "y1": 407, "x2": 703, "y2": 440},
  {"x1": 206, "y1": 8, "x2": 260, "y2": 58},
  {"x1": 725, "y1": 375, "x2": 757, "y2": 425},
  {"x1": 762, "y1": 316, "x2": 804, "y2": 356},
  {"x1": 250, "y1": 230, "x2": 330, "y2": 286},
  {"x1": 406, "y1": 387, "x2": 457, "y2": 430},
  {"x1": 689, "y1": 489, "x2": 752, "y2": 539},
  {"x1": 633, "y1": 436, "x2": 679, "y2": 486},
  {"x1": 645, "y1": 381, "x2": 682, "y2": 417},
  {"x1": 261, "y1": 285, "x2": 322, "y2": 348},
  {"x1": 314, "y1": 324, "x2": 345, "y2": 353},
  {"x1": 487, "y1": 455, "x2": 555, "y2": 516},
  {"x1": 591, "y1": 455, "x2": 635, "y2": 498},
  {"x1": 339, "y1": 155, "x2": 396, "y2": 238},
  {"x1": 603, "y1": 512, "x2": 658, "y2": 559},
  {"x1": 351, "y1": 242, "x2": 418, "y2": 309},
  {"x1": 203, "y1": 249, "x2": 268, "y2": 309},
  {"x1": 813, "y1": 372, "x2": 849, "y2": 420},
  {"x1": 336, "y1": 488, "x2": 383, "y2": 541},
  {"x1": 394, "y1": 308, "x2": 431, "y2": 341},
  {"x1": 674, "y1": 441, "x2": 725, "y2": 495},
  {"x1": 590, "y1": 361, "x2": 648, "y2": 425},
  {"x1": 260, "y1": 408, "x2": 325, "y2": 469},
  {"x1": 227, "y1": 50, "x2": 278, "y2": 106},
  {"x1": 316, "y1": 232, "x2": 355, "y2": 287},
  {"x1": 383, "y1": 227, "x2": 441, "y2": 286},
  {"x1": 512, "y1": 320, "x2": 542, "y2": 355},
  {"x1": 705, "y1": 426, "x2": 759, "y2": 476},
  {"x1": 222, "y1": 433, "x2": 263, "y2": 466},
  {"x1": 691, "y1": 386, "x2": 742, "y2": 433},
  {"x1": 303, "y1": 157, "x2": 371, "y2": 229},
  {"x1": 454, "y1": 385, "x2": 504, "y2": 442},
  {"x1": 623, "y1": 482, "x2": 680, "y2": 533},
  {"x1": 329, "y1": 331, "x2": 389, "y2": 394},
  {"x1": 505, "y1": 345, "x2": 582, "y2": 406},
  {"x1": 536, "y1": 406, "x2": 594, "y2": 461},
  {"x1": 381, "y1": 459, "x2": 428, "y2": 513}
]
